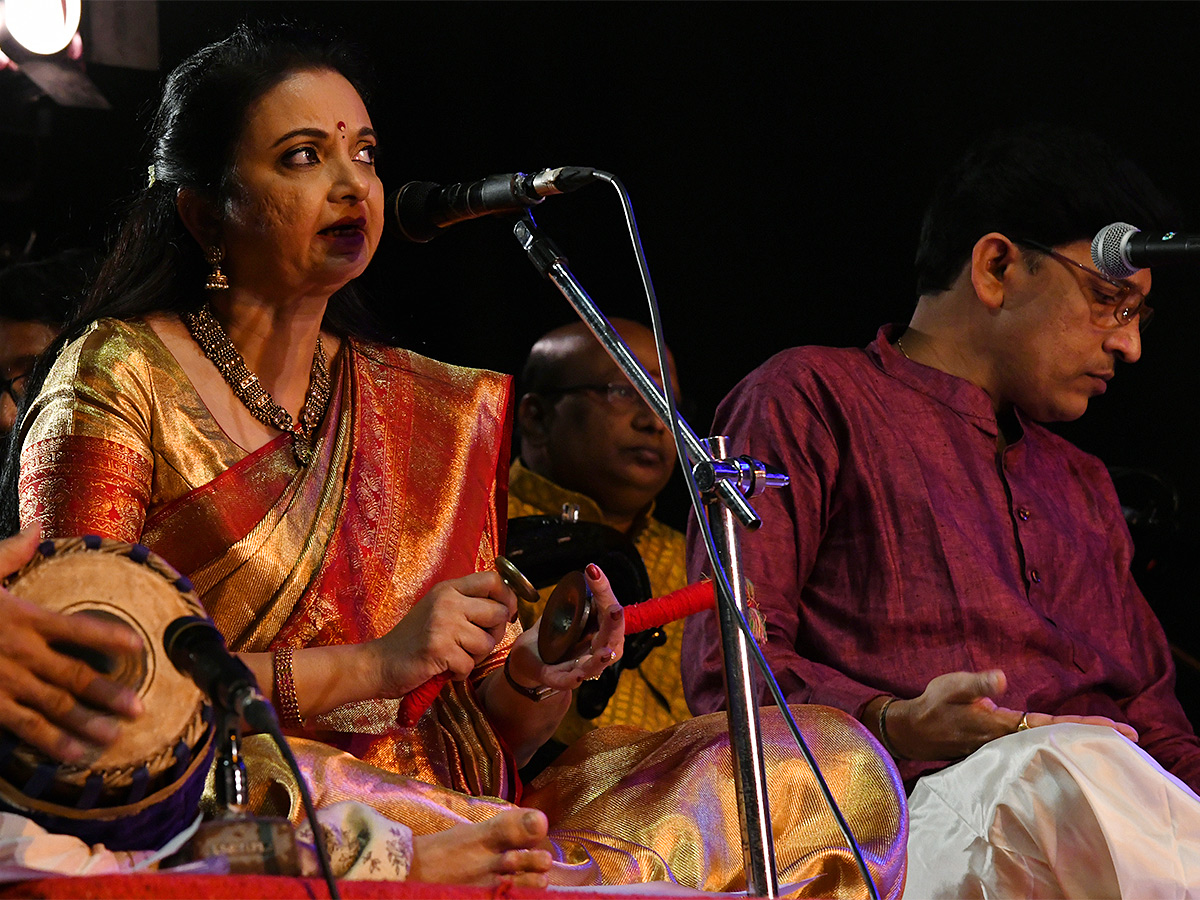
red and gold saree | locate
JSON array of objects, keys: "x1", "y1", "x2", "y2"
[{"x1": 20, "y1": 318, "x2": 906, "y2": 895}]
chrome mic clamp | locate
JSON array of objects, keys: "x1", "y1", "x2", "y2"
[{"x1": 693, "y1": 456, "x2": 788, "y2": 498}]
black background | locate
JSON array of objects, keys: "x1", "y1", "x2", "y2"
[{"x1": 5, "y1": 1, "x2": 1200, "y2": 701}]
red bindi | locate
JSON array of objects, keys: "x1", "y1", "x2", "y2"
[{"x1": 337, "y1": 121, "x2": 346, "y2": 132}]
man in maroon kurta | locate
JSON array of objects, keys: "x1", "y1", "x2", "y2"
[
  {"x1": 685, "y1": 326, "x2": 1200, "y2": 790},
  {"x1": 683, "y1": 125, "x2": 1200, "y2": 895}
]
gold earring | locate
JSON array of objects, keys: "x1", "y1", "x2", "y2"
[{"x1": 205, "y1": 245, "x2": 229, "y2": 291}]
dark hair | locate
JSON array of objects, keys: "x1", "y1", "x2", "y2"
[
  {"x1": 1, "y1": 20, "x2": 384, "y2": 534},
  {"x1": 0, "y1": 249, "x2": 97, "y2": 325},
  {"x1": 81, "y1": 19, "x2": 377, "y2": 332},
  {"x1": 914, "y1": 124, "x2": 1178, "y2": 295}
]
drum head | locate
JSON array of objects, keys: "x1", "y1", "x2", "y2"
[
  {"x1": 0, "y1": 536, "x2": 214, "y2": 849},
  {"x1": 8, "y1": 546, "x2": 204, "y2": 774}
]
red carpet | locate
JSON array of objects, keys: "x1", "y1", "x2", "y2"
[{"x1": 0, "y1": 875, "x2": 680, "y2": 900}]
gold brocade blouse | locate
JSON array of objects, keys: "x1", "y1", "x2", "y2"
[{"x1": 20, "y1": 317, "x2": 245, "y2": 537}]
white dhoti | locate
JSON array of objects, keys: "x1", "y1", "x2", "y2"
[{"x1": 906, "y1": 723, "x2": 1200, "y2": 899}]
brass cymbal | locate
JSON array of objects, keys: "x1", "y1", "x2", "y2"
[
  {"x1": 495, "y1": 554, "x2": 540, "y2": 605},
  {"x1": 537, "y1": 570, "x2": 593, "y2": 665}
]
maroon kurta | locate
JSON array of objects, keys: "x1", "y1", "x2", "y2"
[{"x1": 684, "y1": 324, "x2": 1200, "y2": 791}]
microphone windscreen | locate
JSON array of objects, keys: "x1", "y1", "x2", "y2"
[
  {"x1": 1092, "y1": 222, "x2": 1141, "y2": 279},
  {"x1": 388, "y1": 181, "x2": 440, "y2": 243}
]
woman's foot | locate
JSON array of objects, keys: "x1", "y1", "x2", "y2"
[{"x1": 410, "y1": 808, "x2": 553, "y2": 887}]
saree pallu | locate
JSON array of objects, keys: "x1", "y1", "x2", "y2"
[{"x1": 20, "y1": 317, "x2": 906, "y2": 895}]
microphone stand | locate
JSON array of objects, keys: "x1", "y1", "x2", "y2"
[
  {"x1": 514, "y1": 212, "x2": 762, "y2": 532},
  {"x1": 179, "y1": 705, "x2": 303, "y2": 876},
  {"x1": 511, "y1": 208, "x2": 787, "y2": 897}
]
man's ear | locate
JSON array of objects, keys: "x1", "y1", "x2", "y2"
[
  {"x1": 176, "y1": 188, "x2": 221, "y2": 249},
  {"x1": 516, "y1": 393, "x2": 551, "y2": 447},
  {"x1": 969, "y1": 233, "x2": 1023, "y2": 311}
]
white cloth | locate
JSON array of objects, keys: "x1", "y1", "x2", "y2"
[
  {"x1": 0, "y1": 812, "x2": 200, "y2": 881},
  {"x1": 0, "y1": 800, "x2": 412, "y2": 882},
  {"x1": 906, "y1": 723, "x2": 1200, "y2": 898}
]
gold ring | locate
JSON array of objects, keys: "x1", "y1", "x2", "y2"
[{"x1": 1016, "y1": 712, "x2": 1031, "y2": 732}]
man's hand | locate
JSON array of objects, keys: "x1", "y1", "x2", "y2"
[
  {"x1": 866, "y1": 669, "x2": 1139, "y2": 761},
  {"x1": 0, "y1": 526, "x2": 145, "y2": 764}
]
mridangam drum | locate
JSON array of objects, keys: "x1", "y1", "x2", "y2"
[{"x1": 0, "y1": 536, "x2": 215, "y2": 851}]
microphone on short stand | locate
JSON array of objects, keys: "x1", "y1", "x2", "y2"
[
  {"x1": 162, "y1": 615, "x2": 304, "y2": 877},
  {"x1": 1091, "y1": 222, "x2": 1200, "y2": 278},
  {"x1": 388, "y1": 166, "x2": 598, "y2": 242}
]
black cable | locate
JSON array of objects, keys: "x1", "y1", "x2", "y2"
[
  {"x1": 636, "y1": 667, "x2": 673, "y2": 714},
  {"x1": 260, "y1": 714, "x2": 341, "y2": 900},
  {"x1": 594, "y1": 172, "x2": 881, "y2": 900}
]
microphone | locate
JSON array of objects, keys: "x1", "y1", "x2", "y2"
[
  {"x1": 163, "y1": 617, "x2": 309, "y2": 880},
  {"x1": 388, "y1": 166, "x2": 598, "y2": 242},
  {"x1": 163, "y1": 616, "x2": 276, "y2": 732},
  {"x1": 1091, "y1": 222, "x2": 1200, "y2": 278}
]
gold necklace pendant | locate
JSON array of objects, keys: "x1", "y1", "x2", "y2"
[{"x1": 183, "y1": 302, "x2": 330, "y2": 466}]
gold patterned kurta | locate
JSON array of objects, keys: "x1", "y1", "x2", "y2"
[
  {"x1": 18, "y1": 317, "x2": 907, "y2": 895},
  {"x1": 508, "y1": 460, "x2": 691, "y2": 745}
]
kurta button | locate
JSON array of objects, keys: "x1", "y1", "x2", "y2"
[
  {"x1": 1017, "y1": 507, "x2": 1030, "y2": 521},
  {"x1": 1029, "y1": 569, "x2": 1041, "y2": 583}
]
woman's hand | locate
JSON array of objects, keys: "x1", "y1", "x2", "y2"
[
  {"x1": 483, "y1": 564, "x2": 625, "y2": 766},
  {"x1": 504, "y1": 563, "x2": 626, "y2": 696},
  {"x1": 369, "y1": 571, "x2": 517, "y2": 700},
  {"x1": 0, "y1": 525, "x2": 145, "y2": 763}
]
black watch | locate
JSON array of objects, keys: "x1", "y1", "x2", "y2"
[{"x1": 504, "y1": 654, "x2": 560, "y2": 702}]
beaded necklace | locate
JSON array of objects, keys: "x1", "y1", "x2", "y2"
[{"x1": 182, "y1": 302, "x2": 330, "y2": 466}]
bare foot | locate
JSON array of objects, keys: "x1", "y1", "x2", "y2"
[{"x1": 410, "y1": 808, "x2": 553, "y2": 887}]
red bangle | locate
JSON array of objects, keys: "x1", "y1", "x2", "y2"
[{"x1": 274, "y1": 646, "x2": 303, "y2": 728}]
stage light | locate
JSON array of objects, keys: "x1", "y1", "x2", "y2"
[{"x1": 2, "y1": 0, "x2": 82, "y2": 56}]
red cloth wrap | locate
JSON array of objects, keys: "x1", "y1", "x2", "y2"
[{"x1": 398, "y1": 582, "x2": 715, "y2": 724}]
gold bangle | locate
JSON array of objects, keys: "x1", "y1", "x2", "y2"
[
  {"x1": 877, "y1": 696, "x2": 909, "y2": 760},
  {"x1": 274, "y1": 646, "x2": 303, "y2": 728}
]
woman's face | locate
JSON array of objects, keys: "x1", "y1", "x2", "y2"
[{"x1": 218, "y1": 68, "x2": 383, "y2": 302}]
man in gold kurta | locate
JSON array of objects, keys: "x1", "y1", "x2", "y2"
[{"x1": 510, "y1": 319, "x2": 690, "y2": 749}]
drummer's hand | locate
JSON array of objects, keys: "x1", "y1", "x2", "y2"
[
  {"x1": 0, "y1": 525, "x2": 145, "y2": 764},
  {"x1": 508, "y1": 564, "x2": 625, "y2": 692},
  {"x1": 374, "y1": 570, "x2": 517, "y2": 698}
]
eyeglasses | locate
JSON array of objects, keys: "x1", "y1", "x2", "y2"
[
  {"x1": 543, "y1": 382, "x2": 650, "y2": 410},
  {"x1": 1017, "y1": 239, "x2": 1153, "y2": 331},
  {"x1": 0, "y1": 371, "x2": 31, "y2": 405},
  {"x1": 542, "y1": 381, "x2": 694, "y2": 419}
]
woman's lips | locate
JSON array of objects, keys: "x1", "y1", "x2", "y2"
[{"x1": 320, "y1": 220, "x2": 367, "y2": 250}]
